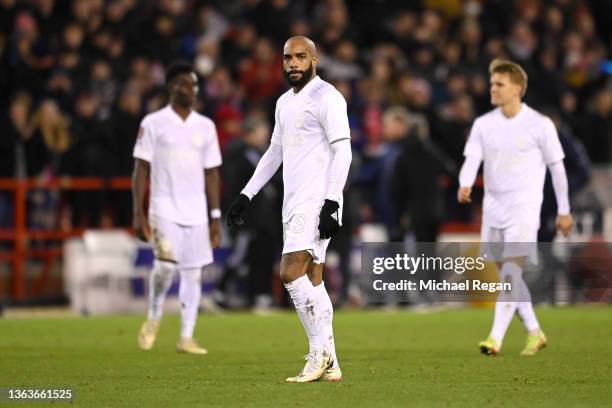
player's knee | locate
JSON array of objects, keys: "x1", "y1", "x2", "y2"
[
  {"x1": 503, "y1": 256, "x2": 525, "y2": 268},
  {"x1": 280, "y1": 252, "x2": 310, "y2": 284},
  {"x1": 280, "y1": 267, "x2": 297, "y2": 284},
  {"x1": 154, "y1": 260, "x2": 176, "y2": 279},
  {"x1": 500, "y1": 261, "x2": 523, "y2": 300},
  {"x1": 179, "y1": 268, "x2": 202, "y2": 285}
]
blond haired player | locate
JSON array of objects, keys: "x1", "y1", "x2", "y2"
[
  {"x1": 227, "y1": 36, "x2": 352, "y2": 382},
  {"x1": 458, "y1": 59, "x2": 573, "y2": 356}
]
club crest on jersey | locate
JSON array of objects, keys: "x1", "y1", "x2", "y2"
[
  {"x1": 516, "y1": 135, "x2": 528, "y2": 149},
  {"x1": 192, "y1": 133, "x2": 204, "y2": 147}
]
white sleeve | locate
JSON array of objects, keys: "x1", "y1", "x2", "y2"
[
  {"x1": 325, "y1": 139, "x2": 352, "y2": 202},
  {"x1": 241, "y1": 143, "x2": 283, "y2": 200},
  {"x1": 133, "y1": 117, "x2": 155, "y2": 162},
  {"x1": 319, "y1": 91, "x2": 351, "y2": 144},
  {"x1": 548, "y1": 160, "x2": 571, "y2": 215},
  {"x1": 463, "y1": 119, "x2": 484, "y2": 161},
  {"x1": 203, "y1": 121, "x2": 222, "y2": 169},
  {"x1": 458, "y1": 155, "x2": 482, "y2": 187},
  {"x1": 540, "y1": 117, "x2": 565, "y2": 164},
  {"x1": 270, "y1": 100, "x2": 282, "y2": 147}
]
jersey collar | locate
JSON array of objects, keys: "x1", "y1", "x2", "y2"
[
  {"x1": 292, "y1": 75, "x2": 321, "y2": 98},
  {"x1": 166, "y1": 105, "x2": 194, "y2": 125},
  {"x1": 499, "y1": 102, "x2": 527, "y2": 121}
]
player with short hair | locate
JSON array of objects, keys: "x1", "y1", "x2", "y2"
[
  {"x1": 133, "y1": 62, "x2": 222, "y2": 354},
  {"x1": 458, "y1": 59, "x2": 573, "y2": 356},
  {"x1": 227, "y1": 36, "x2": 352, "y2": 382}
]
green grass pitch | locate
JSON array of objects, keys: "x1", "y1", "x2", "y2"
[{"x1": 1, "y1": 306, "x2": 610, "y2": 407}]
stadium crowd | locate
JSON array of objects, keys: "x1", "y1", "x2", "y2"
[{"x1": 1, "y1": 0, "x2": 610, "y2": 306}]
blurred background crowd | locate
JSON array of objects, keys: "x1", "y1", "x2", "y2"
[{"x1": 1, "y1": 0, "x2": 611, "y2": 308}]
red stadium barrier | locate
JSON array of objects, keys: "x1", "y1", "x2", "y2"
[{"x1": 0, "y1": 176, "x2": 134, "y2": 301}]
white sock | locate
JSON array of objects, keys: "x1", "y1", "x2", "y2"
[
  {"x1": 179, "y1": 267, "x2": 202, "y2": 339},
  {"x1": 515, "y1": 276, "x2": 541, "y2": 333},
  {"x1": 313, "y1": 282, "x2": 339, "y2": 369},
  {"x1": 284, "y1": 275, "x2": 325, "y2": 352},
  {"x1": 147, "y1": 260, "x2": 176, "y2": 321},
  {"x1": 490, "y1": 262, "x2": 522, "y2": 345}
]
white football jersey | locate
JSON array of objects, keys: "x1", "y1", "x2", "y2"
[
  {"x1": 133, "y1": 106, "x2": 222, "y2": 226},
  {"x1": 271, "y1": 76, "x2": 351, "y2": 223},
  {"x1": 463, "y1": 103, "x2": 565, "y2": 228}
]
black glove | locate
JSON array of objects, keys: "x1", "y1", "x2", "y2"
[
  {"x1": 227, "y1": 194, "x2": 250, "y2": 227},
  {"x1": 318, "y1": 199, "x2": 340, "y2": 239}
]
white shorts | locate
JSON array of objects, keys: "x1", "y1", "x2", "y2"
[
  {"x1": 282, "y1": 209, "x2": 331, "y2": 264},
  {"x1": 150, "y1": 216, "x2": 213, "y2": 268},
  {"x1": 479, "y1": 223, "x2": 538, "y2": 265}
]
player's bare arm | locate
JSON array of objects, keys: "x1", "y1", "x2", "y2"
[
  {"x1": 132, "y1": 158, "x2": 150, "y2": 242},
  {"x1": 205, "y1": 167, "x2": 221, "y2": 248}
]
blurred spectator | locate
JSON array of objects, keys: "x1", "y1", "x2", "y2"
[
  {"x1": 27, "y1": 99, "x2": 70, "y2": 231},
  {"x1": 459, "y1": 17, "x2": 483, "y2": 68},
  {"x1": 219, "y1": 116, "x2": 282, "y2": 310},
  {"x1": 246, "y1": 0, "x2": 305, "y2": 45},
  {"x1": 575, "y1": 89, "x2": 612, "y2": 164},
  {"x1": 239, "y1": 37, "x2": 283, "y2": 106},
  {"x1": 63, "y1": 91, "x2": 113, "y2": 227},
  {"x1": 317, "y1": 39, "x2": 363, "y2": 82},
  {"x1": 215, "y1": 105, "x2": 243, "y2": 152},
  {"x1": 220, "y1": 23, "x2": 256, "y2": 79},
  {"x1": 2, "y1": 91, "x2": 33, "y2": 178},
  {"x1": 539, "y1": 107, "x2": 592, "y2": 242},
  {"x1": 0, "y1": 91, "x2": 33, "y2": 227},
  {"x1": 435, "y1": 93, "x2": 475, "y2": 166},
  {"x1": 359, "y1": 106, "x2": 411, "y2": 236},
  {"x1": 6, "y1": 10, "x2": 55, "y2": 95},
  {"x1": 193, "y1": 38, "x2": 220, "y2": 78},
  {"x1": 29, "y1": 99, "x2": 70, "y2": 175},
  {"x1": 389, "y1": 108, "x2": 447, "y2": 242},
  {"x1": 314, "y1": 0, "x2": 357, "y2": 51},
  {"x1": 506, "y1": 20, "x2": 537, "y2": 62},
  {"x1": 538, "y1": 106, "x2": 591, "y2": 304},
  {"x1": 110, "y1": 84, "x2": 142, "y2": 226},
  {"x1": 90, "y1": 59, "x2": 117, "y2": 120},
  {"x1": 531, "y1": 46, "x2": 564, "y2": 107}
]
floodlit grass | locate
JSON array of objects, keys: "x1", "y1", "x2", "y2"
[{"x1": 1, "y1": 306, "x2": 610, "y2": 407}]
